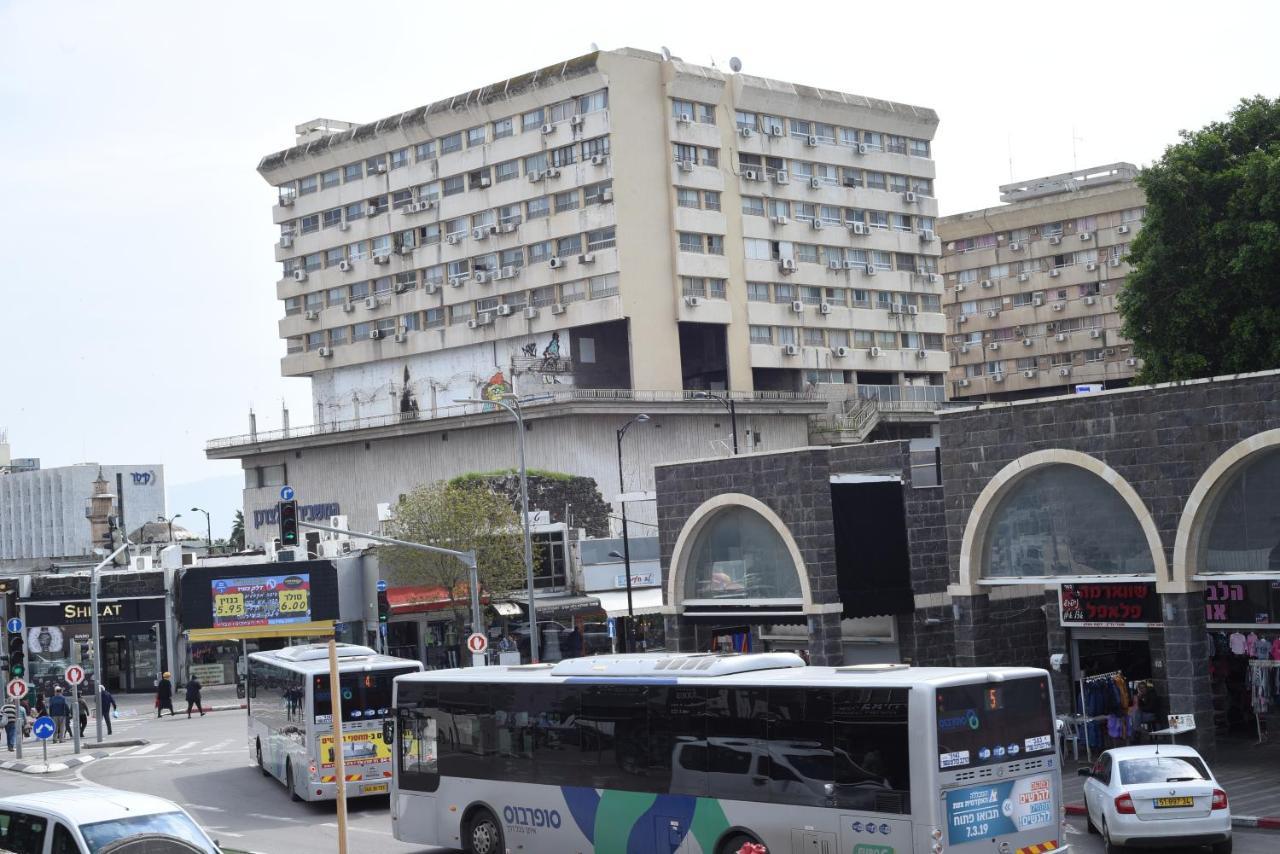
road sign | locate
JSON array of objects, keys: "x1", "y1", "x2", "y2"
[
  {"x1": 280, "y1": 485, "x2": 295, "y2": 502},
  {"x1": 376, "y1": 579, "x2": 388, "y2": 593},
  {"x1": 6, "y1": 679, "x2": 26, "y2": 700},
  {"x1": 5, "y1": 618, "x2": 21, "y2": 634},
  {"x1": 31, "y1": 716, "x2": 55, "y2": 741},
  {"x1": 466, "y1": 633, "x2": 488, "y2": 655},
  {"x1": 64, "y1": 665, "x2": 85, "y2": 686}
]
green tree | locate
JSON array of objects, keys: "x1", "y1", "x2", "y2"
[
  {"x1": 379, "y1": 481, "x2": 526, "y2": 630},
  {"x1": 1119, "y1": 96, "x2": 1280, "y2": 382},
  {"x1": 229, "y1": 510, "x2": 245, "y2": 551}
]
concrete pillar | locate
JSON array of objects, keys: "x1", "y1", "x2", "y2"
[
  {"x1": 806, "y1": 611, "x2": 843, "y2": 666},
  {"x1": 663, "y1": 613, "x2": 695, "y2": 653},
  {"x1": 1043, "y1": 591, "x2": 1073, "y2": 715},
  {"x1": 1159, "y1": 592, "x2": 1216, "y2": 760},
  {"x1": 952, "y1": 594, "x2": 991, "y2": 667}
]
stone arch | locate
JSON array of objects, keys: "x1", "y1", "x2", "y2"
[
  {"x1": 954, "y1": 449, "x2": 1169, "y2": 594},
  {"x1": 1172, "y1": 428, "x2": 1280, "y2": 592},
  {"x1": 667, "y1": 493, "x2": 813, "y2": 610}
]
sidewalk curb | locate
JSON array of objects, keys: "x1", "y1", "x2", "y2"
[
  {"x1": 0, "y1": 752, "x2": 105, "y2": 775},
  {"x1": 1068, "y1": 803, "x2": 1280, "y2": 830}
]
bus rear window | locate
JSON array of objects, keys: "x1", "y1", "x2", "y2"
[
  {"x1": 936, "y1": 676, "x2": 1054, "y2": 770},
  {"x1": 315, "y1": 667, "x2": 417, "y2": 724}
]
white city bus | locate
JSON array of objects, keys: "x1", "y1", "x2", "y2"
[
  {"x1": 247, "y1": 643, "x2": 421, "y2": 802},
  {"x1": 389, "y1": 653, "x2": 1069, "y2": 854}
]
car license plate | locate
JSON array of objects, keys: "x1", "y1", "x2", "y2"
[
  {"x1": 1154, "y1": 796, "x2": 1194, "y2": 808},
  {"x1": 363, "y1": 783, "x2": 388, "y2": 794}
]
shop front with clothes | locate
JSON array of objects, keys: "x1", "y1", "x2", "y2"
[{"x1": 17, "y1": 569, "x2": 172, "y2": 695}]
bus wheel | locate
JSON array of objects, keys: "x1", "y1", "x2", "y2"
[
  {"x1": 465, "y1": 807, "x2": 504, "y2": 854},
  {"x1": 718, "y1": 832, "x2": 760, "y2": 854},
  {"x1": 256, "y1": 741, "x2": 268, "y2": 777},
  {"x1": 285, "y1": 761, "x2": 301, "y2": 802}
]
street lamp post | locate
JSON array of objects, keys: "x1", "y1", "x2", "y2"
[
  {"x1": 459, "y1": 396, "x2": 538, "y2": 664},
  {"x1": 615, "y1": 414, "x2": 650, "y2": 653},
  {"x1": 692, "y1": 391, "x2": 738, "y2": 454},
  {"x1": 158, "y1": 513, "x2": 182, "y2": 544},
  {"x1": 190, "y1": 507, "x2": 212, "y2": 552}
]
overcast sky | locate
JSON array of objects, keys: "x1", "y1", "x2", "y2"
[{"x1": 2, "y1": 0, "x2": 1277, "y2": 534}]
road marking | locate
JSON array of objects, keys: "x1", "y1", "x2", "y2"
[
  {"x1": 185, "y1": 805, "x2": 226, "y2": 813},
  {"x1": 173, "y1": 741, "x2": 200, "y2": 753},
  {"x1": 321, "y1": 823, "x2": 393, "y2": 836},
  {"x1": 110, "y1": 746, "x2": 139, "y2": 756},
  {"x1": 201, "y1": 827, "x2": 244, "y2": 838},
  {"x1": 202, "y1": 740, "x2": 232, "y2": 753},
  {"x1": 131, "y1": 743, "x2": 165, "y2": 755},
  {"x1": 247, "y1": 813, "x2": 299, "y2": 822}
]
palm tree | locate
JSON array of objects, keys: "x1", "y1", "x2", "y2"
[{"x1": 230, "y1": 510, "x2": 245, "y2": 551}]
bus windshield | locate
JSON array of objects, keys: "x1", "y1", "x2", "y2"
[
  {"x1": 314, "y1": 667, "x2": 417, "y2": 724},
  {"x1": 935, "y1": 676, "x2": 1055, "y2": 770}
]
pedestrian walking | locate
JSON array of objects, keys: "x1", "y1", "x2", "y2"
[
  {"x1": 0, "y1": 699, "x2": 16, "y2": 751},
  {"x1": 77, "y1": 696, "x2": 90, "y2": 738},
  {"x1": 156, "y1": 672, "x2": 175, "y2": 718},
  {"x1": 99, "y1": 685, "x2": 117, "y2": 736},
  {"x1": 49, "y1": 687, "x2": 69, "y2": 743},
  {"x1": 185, "y1": 676, "x2": 205, "y2": 718}
]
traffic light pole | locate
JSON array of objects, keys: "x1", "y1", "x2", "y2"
[{"x1": 91, "y1": 540, "x2": 131, "y2": 744}]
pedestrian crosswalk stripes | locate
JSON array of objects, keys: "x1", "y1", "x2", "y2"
[{"x1": 109, "y1": 740, "x2": 242, "y2": 759}]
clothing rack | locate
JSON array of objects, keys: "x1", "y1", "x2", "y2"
[
  {"x1": 1248, "y1": 660, "x2": 1280, "y2": 744},
  {"x1": 1078, "y1": 671, "x2": 1125, "y2": 759}
]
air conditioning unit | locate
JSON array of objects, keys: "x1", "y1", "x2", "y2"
[
  {"x1": 372, "y1": 254, "x2": 390, "y2": 265},
  {"x1": 367, "y1": 207, "x2": 380, "y2": 218},
  {"x1": 1058, "y1": 367, "x2": 1072, "y2": 376},
  {"x1": 467, "y1": 318, "x2": 480, "y2": 329},
  {"x1": 919, "y1": 229, "x2": 935, "y2": 242},
  {"x1": 927, "y1": 274, "x2": 940, "y2": 285},
  {"x1": 805, "y1": 134, "x2": 818, "y2": 147},
  {"x1": 956, "y1": 283, "x2": 967, "y2": 293},
  {"x1": 774, "y1": 170, "x2": 790, "y2": 184},
  {"x1": 739, "y1": 126, "x2": 754, "y2": 138},
  {"x1": 292, "y1": 270, "x2": 308, "y2": 282},
  {"x1": 304, "y1": 309, "x2": 319, "y2": 320},
  {"x1": 365, "y1": 296, "x2": 379, "y2": 309},
  {"x1": 1086, "y1": 262, "x2": 1098, "y2": 272},
  {"x1": 336, "y1": 260, "x2": 351, "y2": 273},
  {"x1": 981, "y1": 279, "x2": 993, "y2": 289},
  {"x1": 341, "y1": 301, "x2": 355, "y2": 312},
  {"x1": 904, "y1": 191, "x2": 918, "y2": 203},
  {"x1": 279, "y1": 195, "x2": 294, "y2": 207},
  {"x1": 676, "y1": 112, "x2": 692, "y2": 124},
  {"x1": 369, "y1": 328, "x2": 383, "y2": 340},
  {"x1": 501, "y1": 222, "x2": 519, "y2": 234},
  {"x1": 548, "y1": 256, "x2": 564, "y2": 269},
  {"x1": 1090, "y1": 329, "x2": 1102, "y2": 339},
  {"x1": 809, "y1": 177, "x2": 821, "y2": 189},
  {"x1": 541, "y1": 123, "x2": 555, "y2": 135},
  {"x1": 828, "y1": 259, "x2": 842, "y2": 271},
  {"x1": 1033, "y1": 297, "x2": 1044, "y2": 306},
  {"x1": 889, "y1": 303, "x2": 905, "y2": 315},
  {"x1": 992, "y1": 373, "x2": 1005, "y2": 383},
  {"x1": 834, "y1": 346, "x2": 849, "y2": 358},
  {"x1": 317, "y1": 346, "x2": 332, "y2": 357},
  {"x1": 1049, "y1": 269, "x2": 1060, "y2": 277},
  {"x1": 591, "y1": 154, "x2": 607, "y2": 166},
  {"x1": 1019, "y1": 337, "x2": 1032, "y2": 347},
  {"x1": 986, "y1": 309, "x2": 1000, "y2": 319},
  {"x1": 819, "y1": 302, "x2": 832, "y2": 315},
  {"x1": 448, "y1": 275, "x2": 469, "y2": 287},
  {"x1": 544, "y1": 167, "x2": 561, "y2": 179},
  {"x1": 779, "y1": 258, "x2": 796, "y2": 273},
  {"x1": 1017, "y1": 272, "x2": 1029, "y2": 282},
  {"x1": 373, "y1": 163, "x2": 387, "y2": 174},
  {"x1": 916, "y1": 348, "x2": 927, "y2": 359},
  {"x1": 857, "y1": 143, "x2": 869, "y2": 154},
  {"x1": 474, "y1": 271, "x2": 489, "y2": 284},
  {"x1": 1079, "y1": 232, "x2": 1092, "y2": 241},
  {"x1": 850, "y1": 222, "x2": 868, "y2": 235},
  {"x1": 1118, "y1": 224, "x2": 1130, "y2": 234},
  {"x1": 772, "y1": 215, "x2": 789, "y2": 226},
  {"x1": 394, "y1": 282, "x2": 407, "y2": 294},
  {"x1": 960, "y1": 344, "x2": 970, "y2": 353},
  {"x1": 475, "y1": 176, "x2": 491, "y2": 188},
  {"x1": 528, "y1": 171, "x2": 544, "y2": 184},
  {"x1": 769, "y1": 126, "x2": 784, "y2": 137},
  {"x1": 908, "y1": 305, "x2": 920, "y2": 315},
  {"x1": 1053, "y1": 302, "x2": 1064, "y2": 311},
  {"x1": 1126, "y1": 357, "x2": 1138, "y2": 367},
  {"x1": 471, "y1": 227, "x2": 489, "y2": 240},
  {"x1": 683, "y1": 295, "x2": 702, "y2": 307},
  {"x1": 1109, "y1": 258, "x2": 1122, "y2": 267},
  {"x1": 811, "y1": 219, "x2": 824, "y2": 231},
  {"x1": 551, "y1": 303, "x2": 566, "y2": 315},
  {"x1": 426, "y1": 284, "x2": 439, "y2": 294},
  {"x1": 987, "y1": 342, "x2": 1000, "y2": 351},
  {"x1": 397, "y1": 244, "x2": 414, "y2": 255},
  {"x1": 1023, "y1": 369, "x2": 1036, "y2": 378},
  {"x1": 1009, "y1": 242, "x2": 1022, "y2": 251},
  {"x1": 863, "y1": 264, "x2": 876, "y2": 276},
  {"x1": 678, "y1": 160, "x2": 695, "y2": 173},
  {"x1": 791, "y1": 300, "x2": 805, "y2": 313},
  {"x1": 1055, "y1": 332, "x2": 1067, "y2": 342},
  {"x1": 394, "y1": 330, "x2": 408, "y2": 343},
  {"x1": 446, "y1": 234, "x2": 462, "y2": 245},
  {"x1": 1048, "y1": 235, "x2": 1062, "y2": 245},
  {"x1": 411, "y1": 200, "x2": 434, "y2": 213},
  {"x1": 958, "y1": 315, "x2": 968, "y2": 324},
  {"x1": 496, "y1": 304, "x2": 513, "y2": 317},
  {"x1": 577, "y1": 252, "x2": 595, "y2": 265},
  {"x1": 843, "y1": 260, "x2": 858, "y2": 270},
  {"x1": 279, "y1": 235, "x2": 293, "y2": 249},
  {"x1": 1084, "y1": 296, "x2": 1097, "y2": 306},
  {"x1": 601, "y1": 188, "x2": 614, "y2": 202},
  {"x1": 742, "y1": 169, "x2": 760, "y2": 181},
  {"x1": 868, "y1": 346, "x2": 882, "y2": 357},
  {"x1": 501, "y1": 266, "x2": 517, "y2": 279},
  {"x1": 338, "y1": 220, "x2": 350, "y2": 232},
  {"x1": 478, "y1": 312, "x2": 494, "y2": 326},
  {"x1": 524, "y1": 306, "x2": 538, "y2": 319},
  {"x1": 783, "y1": 344, "x2": 800, "y2": 356}
]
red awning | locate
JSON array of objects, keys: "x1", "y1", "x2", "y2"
[{"x1": 388, "y1": 585, "x2": 487, "y2": 615}]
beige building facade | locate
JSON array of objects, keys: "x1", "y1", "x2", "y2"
[{"x1": 938, "y1": 163, "x2": 1146, "y2": 402}]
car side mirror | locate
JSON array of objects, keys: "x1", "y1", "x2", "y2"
[
  {"x1": 383, "y1": 719, "x2": 395, "y2": 745},
  {"x1": 1077, "y1": 768, "x2": 1092, "y2": 777}
]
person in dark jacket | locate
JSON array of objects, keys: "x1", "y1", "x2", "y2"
[
  {"x1": 185, "y1": 676, "x2": 205, "y2": 718},
  {"x1": 49, "y1": 687, "x2": 70, "y2": 743},
  {"x1": 77, "y1": 696, "x2": 90, "y2": 738},
  {"x1": 99, "y1": 686, "x2": 117, "y2": 735},
  {"x1": 156, "y1": 672, "x2": 175, "y2": 717}
]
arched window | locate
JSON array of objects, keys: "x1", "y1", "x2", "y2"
[
  {"x1": 984, "y1": 464, "x2": 1155, "y2": 578},
  {"x1": 682, "y1": 506, "x2": 803, "y2": 600},
  {"x1": 1202, "y1": 448, "x2": 1280, "y2": 573}
]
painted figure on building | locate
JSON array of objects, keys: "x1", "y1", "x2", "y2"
[{"x1": 481, "y1": 371, "x2": 510, "y2": 406}]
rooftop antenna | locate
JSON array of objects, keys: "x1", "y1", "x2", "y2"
[
  {"x1": 729, "y1": 56, "x2": 742, "y2": 73},
  {"x1": 660, "y1": 46, "x2": 671, "y2": 61}
]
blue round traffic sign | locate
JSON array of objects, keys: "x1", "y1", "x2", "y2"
[
  {"x1": 376, "y1": 580, "x2": 388, "y2": 593},
  {"x1": 32, "y1": 716, "x2": 55, "y2": 741},
  {"x1": 5, "y1": 618, "x2": 21, "y2": 634},
  {"x1": 280, "y1": 485, "x2": 295, "y2": 502}
]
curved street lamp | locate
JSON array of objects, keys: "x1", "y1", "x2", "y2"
[
  {"x1": 190, "y1": 507, "x2": 212, "y2": 551},
  {"x1": 691, "y1": 391, "x2": 738, "y2": 454},
  {"x1": 157, "y1": 513, "x2": 182, "y2": 544}
]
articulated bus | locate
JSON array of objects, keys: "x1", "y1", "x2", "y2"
[
  {"x1": 247, "y1": 644, "x2": 421, "y2": 802},
  {"x1": 390, "y1": 652, "x2": 1069, "y2": 854}
]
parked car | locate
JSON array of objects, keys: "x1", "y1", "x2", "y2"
[
  {"x1": 1080, "y1": 745, "x2": 1231, "y2": 853},
  {"x1": 580, "y1": 622, "x2": 613, "y2": 655},
  {"x1": 0, "y1": 788, "x2": 221, "y2": 854}
]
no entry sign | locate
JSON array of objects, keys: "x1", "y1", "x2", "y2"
[
  {"x1": 6, "y1": 679, "x2": 27, "y2": 700},
  {"x1": 64, "y1": 665, "x2": 86, "y2": 686},
  {"x1": 466, "y1": 633, "x2": 488, "y2": 655}
]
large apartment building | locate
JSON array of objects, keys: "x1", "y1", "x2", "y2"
[
  {"x1": 938, "y1": 163, "x2": 1146, "y2": 401},
  {"x1": 262, "y1": 47, "x2": 946, "y2": 424}
]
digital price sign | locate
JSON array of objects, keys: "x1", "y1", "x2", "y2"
[{"x1": 211, "y1": 574, "x2": 311, "y2": 628}]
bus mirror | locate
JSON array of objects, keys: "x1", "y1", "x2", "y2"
[
  {"x1": 383, "y1": 719, "x2": 395, "y2": 745},
  {"x1": 823, "y1": 783, "x2": 836, "y2": 797}
]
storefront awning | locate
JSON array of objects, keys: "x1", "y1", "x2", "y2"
[
  {"x1": 186, "y1": 620, "x2": 335, "y2": 642},
  {"x1": 502, "y1": 594, "x2": 601, "y2": 618},
  {"x1": 492, "y1": 601, "x2": 522, "y2": 616},
  {"x1": 595, "y1": 588, "x2": 665, "y2": 617},
  {"x1": 388, "y1": 585, "x2": 485, "y2": 615}
]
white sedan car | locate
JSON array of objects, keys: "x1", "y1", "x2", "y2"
[
  {"x1": 0, "y1": 788, "x2": 221, "y2": 854},
  {"x1": 1080, "y1": 744, "x2": 1231, "y2": 853}
]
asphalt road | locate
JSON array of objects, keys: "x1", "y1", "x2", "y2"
[
  {"x1": 1064, "y1": 815, "x2": 1273, "y2": 853},
  {"x1": 0, "y1": 707, "x2": 447, "y2": 854}
]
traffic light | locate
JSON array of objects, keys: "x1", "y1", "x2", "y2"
[
  {"x1": 377, "y1": 590, "x2": 390, "y2": 624},
  {"x1": 101, "y1": 516, "x2": 118, "y2": 550},
  {"x1": 8, "y1": 635, "x2": 22, "y2": 680},
  {"x1": 278, "y1": 500, "x2": 299, "y2": 547}
]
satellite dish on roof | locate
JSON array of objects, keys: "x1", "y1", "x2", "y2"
[
  {"x1": 729, "y1": 56, "x2": 742, "y2": 73},
  {"x1": 660, "y1": 46, "x2": 671, "y2": 61}
]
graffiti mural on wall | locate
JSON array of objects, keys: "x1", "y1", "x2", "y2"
[{"x1": 513, "y1": 332, "x2": 572, "y2": 384}]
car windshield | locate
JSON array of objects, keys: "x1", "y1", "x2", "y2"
[
  {"x1": 1118, "y1": 756, "x2": 1211, "y2": 785},
  {"x1": 79, "y1": 812, "x2": 214, "y2": 854}
]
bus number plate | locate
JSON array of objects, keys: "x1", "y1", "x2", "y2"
[{"x1": 363, "y1": 783, "x2": 388, "y2": 794}]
